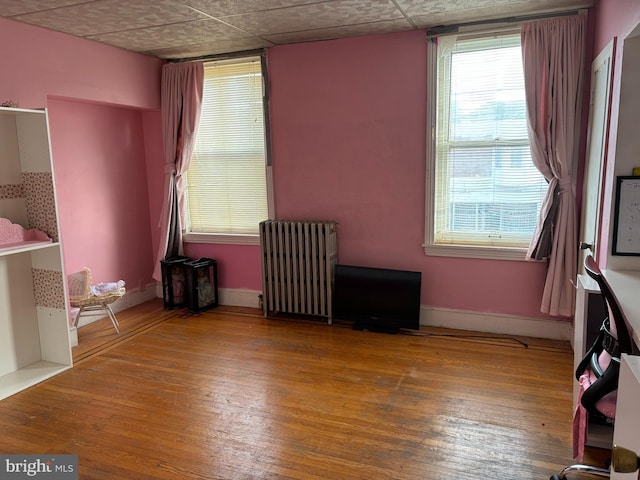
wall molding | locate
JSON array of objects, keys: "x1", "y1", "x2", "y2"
[
  {"x1": 420, "y1": 306, "x2": 572, "y2": 341},
  {"x1": 152, "y1": 284, "x2": 261, "y2": 309},
  {"x1": 69, "y1": 326, "x2": 78, "y2": 347},
  {"x1": 218, "y1": 288, "x2": 262, "y2": 309},
  {"x1": 73, "y1": 285, "x2": 570, "y2": 342}
]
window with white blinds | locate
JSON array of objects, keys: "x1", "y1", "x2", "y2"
[
  {"x1": 426, "y1": 32, "x2": 548, "y2": 257},
  {"x1": 185, "y1": 56, "x2": 270, "y2": 240}
]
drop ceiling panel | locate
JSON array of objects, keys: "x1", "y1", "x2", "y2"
[
  {"x1": 264, "y1": 18, "x2": 414, "y2": 45},
  {"x1": 180, "y1": 0, "x2": 324, "y2": 17},
  {"x1": 0, "y1": 0, "x2": 596, "y2": 59},
  {"x1": 87, "y1": 18, "x2": 251, "y2": 52},
  {"x1": 9, "y1": 0, "x2": 208, "y2": 37},
  {"x1": 0, "y1": 0, "x2": 82, "y2": 16},
  {"x1": 146, "y1": 37, "x2": 274, "y2": 59},
  {"x1": 218, "y1": 0, "x2": 405, "y2": 36}
]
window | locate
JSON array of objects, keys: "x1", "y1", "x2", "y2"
[
  {"x1": 424, "y1": 33, "x2": 548, "y2": 260},
  {"x1": 184, "y1": 56, "x2": 272, "y2": 245}
]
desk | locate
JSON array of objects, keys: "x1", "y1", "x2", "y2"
[
  {"x1": 602, "y1": 269, "x2": 640, "y2": 349},
  {"x1": 574, "y1": 275, "x2": 614, "y2": 448},
  {"x1": 573, "y1": 269, "x2": 640, "y2": 450},
  {"x1": 611, "y1": 354, "x2": 640, "y2": 480},
  {"x1": 601, "y1": 269, "x2": 640, "y2": 480}
]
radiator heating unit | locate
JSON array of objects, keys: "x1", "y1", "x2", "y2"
[{"x1": 259, "y1": 220, "x2": 337, "y2": 324}]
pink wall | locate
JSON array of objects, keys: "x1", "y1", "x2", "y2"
[
  {"x1": 3, "y1": 10, "x2": 622, "y2": 322},
  {"x1": 592, "y1": 0, "x2": 640, "y2": 266},
  {"x1": 183, "y1": 244, "x2": 263, "y2": 291},
  {"x1": 594, "y1": 0, "x2": 640, "y2": 53},
  {"x1": 187, "y1": 30, "x2": 552, "y2": 319},
  {"x1": 265, "y1": 31, "x2": 551, "y2": 320},
  {"x1": 142, "y1": 109, "x2": 165, "y2": 270},
  {"x1": 0, "y1": 17, "x2": 161, "y2": 110},
  {"x1": 48, "y1": 99, "x2": 154, "y2": 287},
  {"x1": 0, "y1": 17, "x2": 164, "y2": 289}
]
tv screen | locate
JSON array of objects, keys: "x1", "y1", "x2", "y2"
[{"x1": 333, "y1": 264, "x2": 421, "y2": 333}]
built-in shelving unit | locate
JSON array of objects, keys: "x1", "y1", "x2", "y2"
[{"x1": 0, "y1": 107, "x2": 72, "y2": 400}]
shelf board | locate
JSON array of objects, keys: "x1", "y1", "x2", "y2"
[
  {"x1": 0, "y1": 241, "x2": 58, "y2": 257},
  {"x1": 0, "y1": 360, "x2": 71, "y2": 401},
  {"x1": 0, "y1": 107, "x2": 45, "y2": 116}
]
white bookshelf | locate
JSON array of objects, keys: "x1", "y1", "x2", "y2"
[{"x1": 0, "y1": 107, "x2": 72, "y2": 400}]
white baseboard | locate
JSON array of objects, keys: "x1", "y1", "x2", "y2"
[
  {"x1": 218, "y1": 288, "x2": 261, "y2": 308},
  {"x1": 74, "y1": 284, "x2": 570, "y2": 341},
  {"x1": 73, "y1": 282, "x2": 158, "y2": 328},
  {"x1": 152, "y1": 283, "x2": 261, "y2": 309},
  {"x1": 213, "y1": 290, "x2": 571, "y2": 341},
  {"x1": 69, "y1": 326, "x2": 78, "y2": 347},
  {"x1": 420, "y1": 306, "x2": 572, "y2": 341}
]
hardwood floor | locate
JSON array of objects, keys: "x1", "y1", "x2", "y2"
[
  {"x1": 71, "y1": 299, "x2": 184, "y2": 363},
  {"x1": 0, "y1": 301, "x2": 609, "y2": 479}
]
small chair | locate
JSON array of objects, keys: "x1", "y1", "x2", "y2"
[
  {"x1": 68, "y1": 267, "x2": 126, "y2": 334},
  {"x1": 551, "y1": 255, "x2": 636, "y2": 480}
]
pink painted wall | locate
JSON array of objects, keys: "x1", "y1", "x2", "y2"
[
  {"x1": 265, "y1": 31, "x2": 552, "y2": 320},
  {"x1": 183, "y1": 244, "x2": 263, "y2": 291},
  {"x1": 0, "y1": 17, "x2": 164, "y2": 289},
  {"x1": 594, "y1": 0, "x2": 640, "y2": 53},
  {"x1": 48, "y1": 99, "x2": 154, "y2": 288},
  {"x1": 592, "y1": 0, "x2": 640, "y2": 266},
  {"x1": 142, "y1": 109, "x2": 166, "y2": 269},
  {"x1": 0, "y1": 17, "x2": 161, "y2": 110},
  {"x1": 2, "y1": 8, "x2": 624, "y2": 322}
]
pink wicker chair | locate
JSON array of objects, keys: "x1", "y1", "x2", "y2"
[{"x1": 68, "y1": 267, "x2": 125, "y2": 333}]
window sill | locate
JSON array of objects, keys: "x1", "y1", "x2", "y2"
[
  {"x1": 183, "y1": 232, "x2": 260, "y2": 246},
  {"x1": 423, "y1": 243, "x2": 532, "y2": 261}
]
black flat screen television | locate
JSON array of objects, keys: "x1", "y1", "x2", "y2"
[{"x1": 333, "y1": 264, "x2": 421, "y2": 333}]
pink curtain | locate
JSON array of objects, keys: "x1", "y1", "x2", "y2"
[
  {"x1": 152, "y1": 62, "x2": 204, "y2": 280},
  {"x1": 521, "y1": 15, "x2": 587, "y2": 316}
]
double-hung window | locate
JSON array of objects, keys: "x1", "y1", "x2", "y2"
[
  {"x1": 184, "y1": 56, "x2": 272, "y2": 245},
  {"x1": 424, "y1": 32, "x2": 548, "y2": 260}
]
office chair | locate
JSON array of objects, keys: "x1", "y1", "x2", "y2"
[
  {"x1": 550, "y1": 255, "x2": 636, "y2": 480},
  {"x1": 68, "y1": 267, "x2": 126, "y2": 334}
]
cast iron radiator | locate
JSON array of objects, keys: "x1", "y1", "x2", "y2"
[{"x1": 259, "y1": 220, "x2": 337, "y2": 324}]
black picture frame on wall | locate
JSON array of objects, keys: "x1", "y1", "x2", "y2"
[{"x1": 612, "y1": 175, "x2": 640, "y2": 256}]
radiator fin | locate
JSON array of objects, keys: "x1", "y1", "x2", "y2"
[{"x1": 259, "y1": 220, "x2": 337, "y2": 324}]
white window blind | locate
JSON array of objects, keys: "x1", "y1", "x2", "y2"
[
  {"x1": 186, "y1": 57, "x2": 268, "y2": 236},
  {"x1": 433, "y1": 33, "x2": 548, "y2": 249}
]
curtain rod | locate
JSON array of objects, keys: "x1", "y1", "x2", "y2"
[
  {"x1": 426, "y1": 8, "x2": 586, "y2": 37},
  {"x1": 167, "y1": 48, "x2": 266, "y2": 63}
]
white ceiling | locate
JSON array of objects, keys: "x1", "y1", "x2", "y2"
[{"x1": 0, "y1": 0, "x2": 596, "y2": 60}]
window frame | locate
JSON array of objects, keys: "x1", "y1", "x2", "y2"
[
  {"x1": 424, "y1": 32, "x2": 541, "y2": 261},
  {"x1": 183, "y1": 53, "x2": 274, "y2": 246}
]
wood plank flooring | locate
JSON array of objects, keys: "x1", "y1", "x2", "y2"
[{"x1": 0, "y1": 301, "x2": 609, "y2": 479}]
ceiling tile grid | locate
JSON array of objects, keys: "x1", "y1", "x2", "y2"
[
  {"x1": 180, "y1": 0, "x2": 326, "y2": 17},
  {"x1": 146, "y1": 36, "x2": 274, "y2": 59},
  {"x1": 9, "y1": 0, "x2": 208, "y2": 36},
  {"x1": 87, "y1": 18, "x2": 251, "y2": 51},
  {"x1": 214, "y1": 0, "x2": 407, "y2": 36},
  {"x1": 263, "y1": 18, "x2": 414, "y2": 45},
  {"x1": 0, "y1": 0, "x2": 596, "y2": 59}
]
